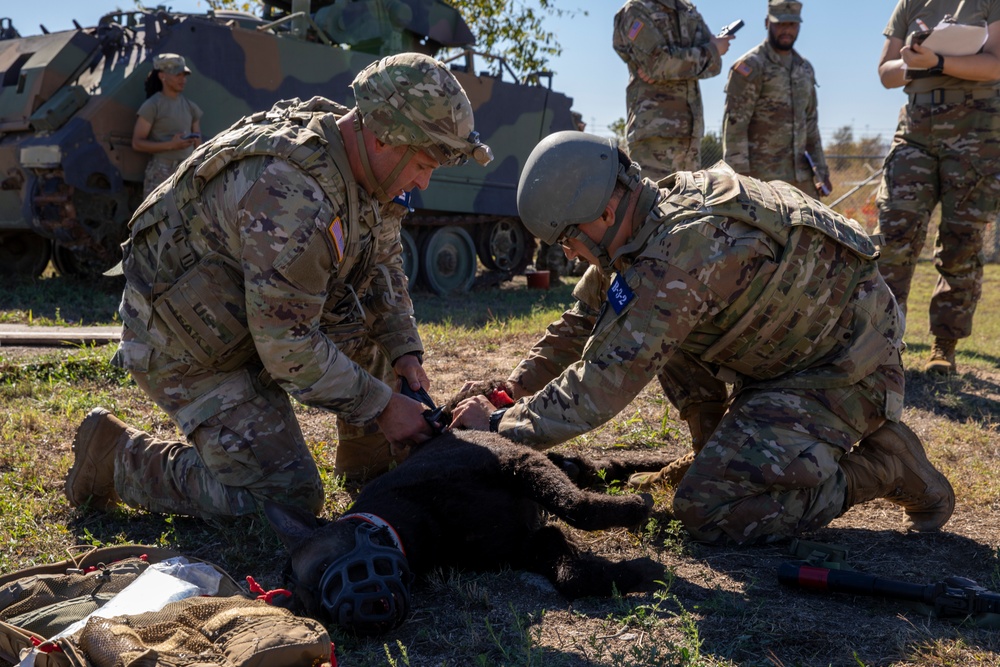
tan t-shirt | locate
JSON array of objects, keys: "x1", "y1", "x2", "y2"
[
  {"x1": 137, "y1": 92, "x2": 204, "y2": 162},
  {"x1": 884, "y1": 0, "x2": 1000, "y2": 93}
]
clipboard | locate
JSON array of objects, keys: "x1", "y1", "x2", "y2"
[{"x1": 907, "y1": 17, "x2": 988, "y2": 57}]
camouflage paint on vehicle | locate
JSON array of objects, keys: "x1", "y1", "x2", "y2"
[{"x1": 0, "y1": 0, "x2": 576, "y2": 289}]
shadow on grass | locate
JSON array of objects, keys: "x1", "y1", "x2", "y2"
[
  {"x1": 685, "y1": 527, "x2": 1000, "y2": 666},
  {"x1": 411, "y1": 279, "x2": 577, "y2": 328},
  {"x1": 65, "y1": 507, "x2": 287, "y2": 589},
  {"x1": 0, "y1": 274, "x2": 123, "y2": 325},
  {"x1": 904, "y1": 366, "x2": 1000, "y2": 422}
]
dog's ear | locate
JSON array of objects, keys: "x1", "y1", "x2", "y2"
[{"x1": 263, "y1": 500, "x2": 320, "y2": 549}]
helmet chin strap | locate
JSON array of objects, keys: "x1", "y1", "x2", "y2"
[
  {"x1": 566, "y1": 160, "x2": 643, "y2": 273},
  {"x1": 354, "y1": 115, "x2": 417, "y2": 204}
]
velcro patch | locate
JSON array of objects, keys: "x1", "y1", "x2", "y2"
[
  {"x1": 735, "y1": 61, "x2": 752, "y2": 77},
  {"x1": 608, "y1": 273, "x2": 635, "y2": 315},
  {"x1": 628, "y1": 20, "x2": 644, "y2": 41},
  {"x1": 328, "y1": 216, "x2": 345, "y2": 262}
]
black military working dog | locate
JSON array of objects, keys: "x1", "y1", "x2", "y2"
[{"x1": 264, "y1": 429, "x2": 671, "y2": 636}]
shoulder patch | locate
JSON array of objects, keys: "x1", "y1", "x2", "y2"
[
  {"x1": 735, "y1": 61, "x2": 753, "y2": 77},
  {"x1": 328, "y1": 216, "x2": 345, "y2": 262},
  {"x1": 608, "y1": 273, "x2": 635, "y2": 315},
  {"x1": 628, "y1": 20, "x2": 644, "y2": 41}
]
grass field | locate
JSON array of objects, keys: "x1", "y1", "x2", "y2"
[{"x1": 1, "y1": 261, "x2": 998, "y2": 667}]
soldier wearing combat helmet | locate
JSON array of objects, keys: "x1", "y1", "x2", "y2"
[
  {"x1": 65, "y1": 53, "x2": 491, "y2": 520},
  {"x1": 452, "y1": 132, "x2": 955, "y2": 545}
]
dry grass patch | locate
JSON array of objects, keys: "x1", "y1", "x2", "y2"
[{"x1": 1, "y1": 262, "x2": 998, "y2": 666}]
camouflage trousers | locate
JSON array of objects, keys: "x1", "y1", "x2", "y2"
[
  {"x1": 142, "y1": 158, "x2": 182, "y2": 198},
  {"x1": 656, "y1": 350, "x2": 730, "y2": 415},
  {"x1": 875, "y1": 97, "x2": 1000, "y2": 339},
  {"x1": 627, "y1": 137, "x2": 701, "y2": 182},
  {"x1": 112, "y1": 326, "x2": 397, "y2": 519},
  {"x1": 672, "y1": 361, "x2": 905, "y2": 545}
]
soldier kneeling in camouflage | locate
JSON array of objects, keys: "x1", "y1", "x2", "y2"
[
  {"x1": 451, "y1": 131, "x2": 955, "y2": 545},
  {"x1": 64, "y1": 53, "x2": 492, "y2": 519}
]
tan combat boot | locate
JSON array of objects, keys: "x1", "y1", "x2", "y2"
[
  {"x1": 840, "y1": 421, "x2": 954, "y2": 531},
  {"x1": 924, "y1": 337, "x2": 957, "y2": 375},
  {"x1": 333, "y1": 432, "x2": 399, "y2": 482},
  {"x1": 628, "y1": 401, "x2": 726, "y2": 490},
  {"x1": 64, "y1": 408, "x2": 133, "y2": 510}
]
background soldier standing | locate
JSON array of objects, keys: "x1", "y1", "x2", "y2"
[
  {"x1": 453, "y1": 132, "x2": 954, "y2": 545},
  {"x1": 65, "y1": 53, "x2": 492, "y2": 519},
  {"x1": 613, "y1": 0, "x2": 734, "y2": 180},
  {"x1": 874, "y1": 0, "x2": 1000, "y2": 374},
  {"x1": 722, "y1": 0, "x2": 831, "y2": 198},
  {"x1": 132, "y1": 53, "x2": 203, "y2": 197}
]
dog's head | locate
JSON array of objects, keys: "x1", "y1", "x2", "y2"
[{"x1": 264, "y1": 502, "x2": 413, "y2": 636}]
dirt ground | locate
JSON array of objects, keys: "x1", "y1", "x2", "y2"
[{"x1": 2, "y1": 338, "x2": 999, "y2": 667}]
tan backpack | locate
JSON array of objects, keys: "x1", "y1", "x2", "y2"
[{"x1": 0, "y1": 546, "x2": 333, "y2": 667}]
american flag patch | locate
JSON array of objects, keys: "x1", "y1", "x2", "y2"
[
  {"x1": 735, "y1": 61, "x2": 752, "y2": 77},
  {"x1": 328, "y1": 216, "x2": 344, "y2": 262},
  {"x1": 628, "y1": 20, "x2": 643, "y2": 41}
]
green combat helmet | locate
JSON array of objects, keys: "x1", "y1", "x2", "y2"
[
  {"x1": 517, "y1": 131, "x2": 641, "y2": 272},
  {"x1": 351, "y1": 52, "x2": 492, "y2": 200}
]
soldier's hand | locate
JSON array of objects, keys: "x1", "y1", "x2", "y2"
[
  {"x1": 376, "y1": 393, "x2": 434, "y2": 452},
  {"x1": 821, "y1": 174, "x2": 833, "y2": 197},
  {"x1": 393, "y1": 354, "x2": 429, "y2": 392},
  {"x1": 170, "y1": 133, "x2": 198, "y2": 150},
  {"x1": 901, "y1": 42, "x2": 938, "y2": 70},
  {"x1": 711, "y1": 34, "x2": 733, "y2": 57},
  {"x1": 448, "y1": 395, "x2": 495, "y2": 431}
]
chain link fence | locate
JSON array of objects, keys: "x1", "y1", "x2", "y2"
[{"x1": 698, "y1": 143, "x2": 1000, "y2": 263}]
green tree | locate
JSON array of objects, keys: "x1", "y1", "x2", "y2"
[
  {"x1": 447, "y1": 0, "x2": 586, "y2": 79},
  {"x1": 609, "y1": 117, "x2": 626, "y2": 144}
]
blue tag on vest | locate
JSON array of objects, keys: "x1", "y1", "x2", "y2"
[
  {"x1": 392, "y1": 190, "x2": 413, "y2": 211},
  {"x1": 608, "y1": 274, "x2": 635, "y2": 315}
]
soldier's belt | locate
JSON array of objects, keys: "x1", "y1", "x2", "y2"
[{"x1": 908, "y1": 88, "x2": 999, "y2": 106}]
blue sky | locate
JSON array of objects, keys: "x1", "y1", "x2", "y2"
[{"x1": 6, "y1": 0, "x2": 904, "y2": 144}]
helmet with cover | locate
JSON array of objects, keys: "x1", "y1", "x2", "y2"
[
  {"x1": 517, "y1": 131, "x2": 641, "y2": 271},
  {"x1": 352, "y1": 52, "x2": 492, "y2": 168}
]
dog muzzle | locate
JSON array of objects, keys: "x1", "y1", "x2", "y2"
[{"x1": 318, "y1": 515, "x2": 413, "y2": 635}]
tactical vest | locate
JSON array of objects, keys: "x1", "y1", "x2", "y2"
[
  {"x1": 120, "y1": 97, "x2": 371, "y2": 370},
  {"x1": 656, "y1": 163, "x2": 879, "y2": 380}
]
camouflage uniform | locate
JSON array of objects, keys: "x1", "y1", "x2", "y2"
[
  {"x1": 613, "y1": 0, "x2": 723, "y2": 179},
  {"x1": 137, "y1": 54, "x2": 203, "y2": 197},
  {"x1": 501, "y1": 163, "x2": 905, "y2": 544},
  {"x1": 722, "y1": 39, "x2": 828, "y2": 197},
  {"x1": 875, "y1": 0, "x2": 1000, "y2": 340},
  {"x1": 112, "y1": 96, "x2": 422, "y2": 518}
]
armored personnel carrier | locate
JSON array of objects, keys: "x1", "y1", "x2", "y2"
[{"x1": 0, "y1": 0, "x2": 576, "y2": 292}]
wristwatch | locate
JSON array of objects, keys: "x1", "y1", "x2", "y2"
[{"x1": 489, "y1": 408, "x2": 508, "y2": 433}]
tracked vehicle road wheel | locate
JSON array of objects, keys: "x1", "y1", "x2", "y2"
[
  {"x1": 420, "y1": 226, "x2": 477, "y2": 295},
  {"x1": 0, "y1": 231, "x2": 51, "y2": 278},
  {"x1": 400, "y1": 228, "x2": 420, "y2": 288},
  {"x1": 52, "y1": 244, "x2": 118, "y2": 278},
  {"x1": 476, "y1": 217, "x2": 532, "y2": 273}
]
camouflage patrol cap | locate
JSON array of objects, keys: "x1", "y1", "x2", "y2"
[
  {"x1": 153, "y1": 53, "x2": 192, "y2": 75},
  {"x1": 767, "y1": 0, "x2": 803, "y2": 23},
  {"x1": 351, "y1": 53, "x2": 492, "y2": 167}
]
